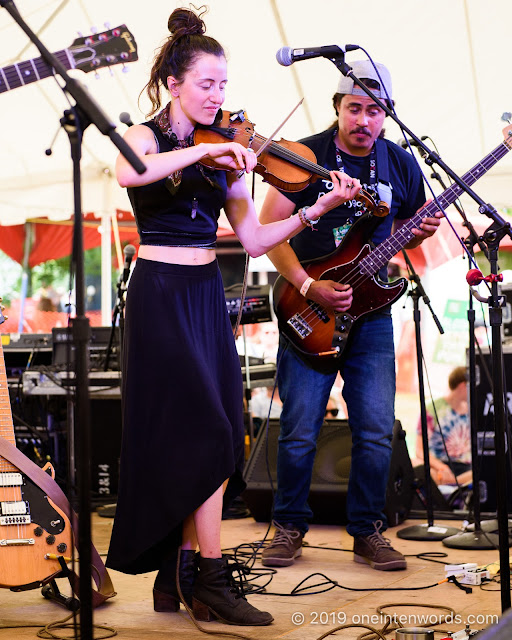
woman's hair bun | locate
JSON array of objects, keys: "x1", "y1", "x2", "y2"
[{"x1": 168, "y1": 7, "x2": 207, "y2": 39}]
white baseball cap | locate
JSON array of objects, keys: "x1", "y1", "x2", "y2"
[{"x1": 337, "y1": 60, "x2": 392, "y2": 101}]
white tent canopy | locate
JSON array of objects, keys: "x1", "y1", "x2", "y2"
[{"x1": 0, "y1": 0, "x2": 511, "y2": 235}]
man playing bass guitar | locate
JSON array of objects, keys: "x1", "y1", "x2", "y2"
[{"x1": 259, "y1": 60, "x2": 441, "y2": 571}]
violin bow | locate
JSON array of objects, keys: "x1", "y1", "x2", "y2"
[
  {"x1": 237, "y1": 98, "x2": 304, "y2": 177},
  {"x1": 254, "y1": 98, "x2": 304, "y2": 158}
]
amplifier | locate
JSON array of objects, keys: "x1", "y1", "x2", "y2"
[
  {"x1": 225, "y1": 284, "x2": 272, "y2": 325},
  {"x1": 52, "y1": 326, "x2": 120, "y2": 371},
  {"x1": 23, "y1": 370, "x2": 121, "y2": 397},
  {"x1": 1, "y1": 333, "x2": 53, "y2": 376},
  {"x1": 473, "y1": 346, "x2": 512, "y2": 514}
]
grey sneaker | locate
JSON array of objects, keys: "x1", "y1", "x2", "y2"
[
  {"x1": 261, "y1": 522, "x2": 304, "y2": 567},
  {"x1": 353, "y1": 520, "x2": 407, "y2": 571}
]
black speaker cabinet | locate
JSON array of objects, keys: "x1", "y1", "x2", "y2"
[
  {"x1": 243, "y1": 419, "x2": 414, "y2": 527},
  {"x1": 89, "y1": 398, "x2": 122, "y2": 505},
  {"x1": 474, "y1": 347, "x2": 512, "y2": 514}
]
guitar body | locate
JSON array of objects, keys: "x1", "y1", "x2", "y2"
[
  {"x1": 0, "y1": 304, "x2": 73, "y2": 589},
  {"x1": 273, "y1": 213, "x2": 407, "y2": 363},
  {"x1": 0, "y1": 470, "x2": 73, "y2": 590}
]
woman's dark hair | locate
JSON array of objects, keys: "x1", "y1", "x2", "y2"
[{"x1": 142, "y1": 5, "x2": 225, "y2": 116}]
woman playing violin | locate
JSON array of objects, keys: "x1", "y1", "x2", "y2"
[{"x1": 106, "y1": 5, "x2": 359, "y2": 626}]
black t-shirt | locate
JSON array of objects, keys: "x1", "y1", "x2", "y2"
[{"x1": 282, "y1": 128, "x2": 426, "y2": 265}]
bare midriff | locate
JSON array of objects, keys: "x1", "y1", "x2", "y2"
[{"x1": 138, "y1": 245, "x2": 216, "y2": 265}]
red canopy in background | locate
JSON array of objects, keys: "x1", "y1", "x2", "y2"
[
  {"x1": 0, "y1": 211, "x2": 138, "y2": 268},
  {"x1": 2, "y1": 208, "x2": 506, "y2": 274},
  {"x1": 0, "y1": 209, "x2": 236, "y2": 268}
]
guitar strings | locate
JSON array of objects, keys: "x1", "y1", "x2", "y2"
[{"x1": 291, "y1": 138, "x2": 511, "y2": 339}]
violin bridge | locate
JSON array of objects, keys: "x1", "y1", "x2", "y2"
[{"x1": 229, "y1": 110, "x2": 246, "y2": 123}]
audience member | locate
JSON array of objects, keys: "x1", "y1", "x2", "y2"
[{"x1": 415, "y1": 365, "x2": 471, "y2": 486}]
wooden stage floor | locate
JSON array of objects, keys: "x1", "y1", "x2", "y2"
[{"x1": 0, "y1": 512, "x2": 509, "y2": 639}]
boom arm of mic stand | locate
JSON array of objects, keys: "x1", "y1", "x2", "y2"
[
  {"x1": 331, "y1": 55, "x2": 511, "y2": 235},
  {"x1": 0, "y1": 0, "x2": 146, "y2": 176},
  {"x1": 423, "y1": 157, "x2": 490, "y2": 261},
  {"x1": 401, "y1": 250, "x2": 444, "y2": 334}
]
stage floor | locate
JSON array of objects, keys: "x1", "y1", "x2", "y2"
[{"x1": 0, "y1": 513, "x2": 507, "y2": 639}]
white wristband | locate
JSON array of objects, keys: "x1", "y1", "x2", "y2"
[{"x1": 300, "y1": 277, "x2": 315, "y2": 297}]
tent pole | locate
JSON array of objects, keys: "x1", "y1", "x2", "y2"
[
  {"x1": 100, "y1": 211, "x2": 112, "y2": 326},
  {"x1": 17, "y1": 221, "x2": 32, "y2": 333}
]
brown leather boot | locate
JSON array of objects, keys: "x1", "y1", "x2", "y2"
[
  {"x1": 153, "y1": 548, "x2": 197, "y2": 612},
  {"x1": 192, "y1": 556, "x2": 273, "y2": 626}
]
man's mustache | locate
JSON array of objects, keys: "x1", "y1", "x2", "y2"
[{"x1": 350, "y1": 128, "x2": 371, "y2": 136}]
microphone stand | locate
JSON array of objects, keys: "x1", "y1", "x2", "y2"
[
  {"x1": 97, "y1": 272, "x2": 128, "y2": 519},
  {"x1": 331, "y1": 53, "x2": 511, "y2": 610},
  {"x1": 104, "y1": 260, "x2": 132, "y2": 373},
  {"x1": 420, "y1": 149, "x2": 499, "y2": 549},
  {"x1": 0, "y1": 3, "x2": 146, "y2": 637},
  {"x1": 396, "y1": 252, "x2": 459, "y2": 541}
]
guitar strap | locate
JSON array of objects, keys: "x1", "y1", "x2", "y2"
[
  {"x1": 375, "y1": 137, "x2": 392, "y2": 209},
  {"x1": 333, "y1": 132, "x2": 392, "y2": 210},
  {"x1": 0, "y1": 436, "x2": 116, "y2": 606}
]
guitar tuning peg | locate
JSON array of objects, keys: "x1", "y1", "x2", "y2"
[
  {"x1": 104, "y1": 21, "x2": 111, "y2": 30},
  {"x1": 122, "y1": 65, "x2": 130, "y2": 74},
  {"x1": 95, "y1": 71, "x2": 101, "y2": 80},
  {"x1": 90, "y1": 26, "x2": 98, "y2": 34},
  {"x1": 77, "y1": 31, "x2": 84, "y2": 38}
]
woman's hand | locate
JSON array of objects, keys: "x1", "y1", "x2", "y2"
[
  {"x1": 202, "y1": 142, "x2": 257, "y2": 173},
  {"x1": 306, "y1": 171, "x2": 361, "y2": 222}
]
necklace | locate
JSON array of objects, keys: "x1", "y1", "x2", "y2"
[{"x1": 154, "y1": 102, "x2": 193, "y2": 194}]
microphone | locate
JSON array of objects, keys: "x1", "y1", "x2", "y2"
[
  {"x1": 119, "y1": 244, "x2": 136, "y2": 288},
  {"x1": 397, "y1": 136, "x2": 428, "y2": 158},
  {"x1": 119, "y1": 112, "x2": 134, "y2": 127},
  {"x1": 276, "y1": 44, "x2": 359, "y2": 67}
]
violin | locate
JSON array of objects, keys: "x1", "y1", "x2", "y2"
[{"x1": 193, "y1": 109, "x2": 389, "y2": 216}]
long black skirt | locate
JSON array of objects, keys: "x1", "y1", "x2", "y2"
[{"x1": 106, "y1": 258, "x2": 245, "y2": 574}]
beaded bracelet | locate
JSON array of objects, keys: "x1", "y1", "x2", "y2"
[
  {"x1": 300, "y1": 276, "x2": 315, "y2": 297},
  {"x1": 298, "y1": 206, "x2": 319, "y2": 231}
]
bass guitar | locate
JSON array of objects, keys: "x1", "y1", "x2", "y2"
[
  {"x1": 0, "y1": 24, "x2": 137, "y2": 93},
  {"x1": 0, "y1": 306, "x2": 73, "y2": 589},
  {"x1": 273, "y1": 124, "x2": 512, "y2": 364}
]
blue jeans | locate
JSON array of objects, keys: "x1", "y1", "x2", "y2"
[{"x1": 274, "y1": 312, "x2": 396, "y2": 538}]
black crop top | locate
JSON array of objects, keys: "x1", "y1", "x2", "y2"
[{"x1": 127, "y1": 121, "x2": 228, "y2": 247}]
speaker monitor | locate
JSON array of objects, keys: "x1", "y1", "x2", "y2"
[
  {"x1": 474, "y1": 347, "x2": 512, "y2": 514},
  {"x1": 89, "y1": 398, "x2": 122, "y2": 504},
  {"x1": 243, "y1": 419, "x2": 414, "y2": 527}
]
